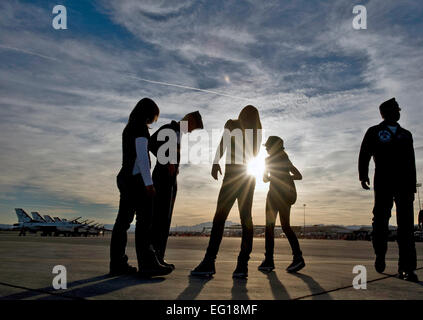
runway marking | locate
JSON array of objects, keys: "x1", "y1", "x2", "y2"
[{"x1": 292, "y1": 266, "x2": 423, "y2": 300}]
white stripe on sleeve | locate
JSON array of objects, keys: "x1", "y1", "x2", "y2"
[{"x1": 133, "y1": 137, "x2": 153, "y2": 186}]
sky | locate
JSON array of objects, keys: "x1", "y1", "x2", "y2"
[{"x1": 0, "y1": 0, "x2": 422, "y2": 227}]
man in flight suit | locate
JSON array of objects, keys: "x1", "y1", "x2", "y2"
[
  {"x1": 149, "y1": 111, "x2": 203, "y2": 269},
  {"x1": 359, "y1": 97, "x2": 418, "y2": 282}
]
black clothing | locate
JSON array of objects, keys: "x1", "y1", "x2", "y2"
[
  {"x1": 205, "y1": 119, "x2": 259, "y2": 264},
  {"x1": 359, "y1": 121, "x2": 416, "y2": 193},
  {"x1": 110, "y1": 123, "x2": 154, "y2": 270},
  {"x1": 206, "y1": 167, "x2": 256, "y2": 263},
  {"x1": 359, "y1": 121, "x2": 417, "y2": 272},
  {"x1": 119, "y1": 123, "x2": 150, "y2": 178},
  {"x1": 264, "y1": 152, "x2": 301, "y2": 258},
  {"x1": 110, "y1": 174, "x2": 154, "y2": 269},
  {"x1": 149, "y1": 121, "x2": 180, "y2": 260},
  {"x1": 372, "y1": 190, "x2": 416, "y2": 271},
  {"x1": 266, "y1": 152, "x2": 297, "y2": 205}
]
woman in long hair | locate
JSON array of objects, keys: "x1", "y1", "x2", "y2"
[
  {"x1": 109, "y1": 97, "x2": 173, "y2": 277},
  {"x1": 191, "y1": 105, "x2": 262, "y2": 278}
]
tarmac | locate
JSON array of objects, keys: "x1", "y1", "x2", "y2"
[{"x1": 0, "y1": 232, "x2": 422, "y2": 300}]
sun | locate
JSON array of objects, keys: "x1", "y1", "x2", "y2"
[{"x1": 247, "y1": 149, "x2": 268, "y2": 189}]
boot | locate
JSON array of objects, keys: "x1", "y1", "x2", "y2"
[
  {"x1": 190, "y1": 257, "x2": 216, "y2": 277},
  {"x1": 109, "y1": 262, "x2": 137, "y2": 276},
  {"x1": 109, "y1": 255, "x2": 137, "y2": 276},
  {"x1": 286, "y1": 255, "x2": 305, "y2": 273},
  {"x1": 233, "y1": 261, "x2": 248, "y2": 279},
  {"x1": 138, "y1": 249, "x2": 173, "y2": 277},
  {"x1": 258, "y1": 256, "x2": 275, "y2": 272},
  {"x1": 157, "y1": 256, "x2": 175, "y2": 270},
  {"x1": 398, "y1": 270, "x2": 419, "y2": 283}
]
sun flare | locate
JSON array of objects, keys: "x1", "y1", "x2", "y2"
[{"x1": 247, "y1": 150, "x2": 268, "y2": 190}]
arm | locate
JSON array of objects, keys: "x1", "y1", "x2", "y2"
[
  {"x1": 358, "y1": 128, "x2": 373, "y2": 190},
  {"x1": 410, "y1": 133, "x2": 417, "y2": 193},
  {"x1": 290, "y1": 165, "x2": 302, "y2": 180},
  {"x1": 134, "y1": 137, "x2": 153, "y2": 187},
  {"x1": 212, "y1": 122, "x2": 232, "y2": 180}
]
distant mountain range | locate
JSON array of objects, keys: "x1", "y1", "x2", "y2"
[
  {"x1": 170, "y1": 221, "x2": 238, "y2": 232},
  {"x1": 1, "y1": 223, "x2": 400, "y2": 233}
]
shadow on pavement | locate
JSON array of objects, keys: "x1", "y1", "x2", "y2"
[
  {"x1": 292, "y1": 272, "x2": 332, "y2": 300},
  {"x1": 231, "y1": 278, "x2": 249, "y2": 300},
  {"x1": 263, "y1": 271, "x2": 290, "y2": 300},
  {"x1": 176, "y1": 275, "x2": 212, "y2": 300},
  {"x1": 1, "y1": 274, "x2": 166, "y2": 300}
]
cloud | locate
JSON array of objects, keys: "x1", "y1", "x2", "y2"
[{"x1": 0, "y1": 0, "x2": 422, "y2": 226}]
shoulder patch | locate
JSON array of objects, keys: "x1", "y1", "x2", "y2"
[{"x1": 378, "y1": 129, "x2": 392, "y2": 143}]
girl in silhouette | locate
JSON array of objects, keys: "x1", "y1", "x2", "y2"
[
  {"x1": 258, "y1": 136, "x2": 305, "y2": 273},
  {"x1": 191, "y1": 105, "x2": 262, "y2": 278},
  {"x1": 109, "y1": 98, "x2": 172, "y2": 277}
]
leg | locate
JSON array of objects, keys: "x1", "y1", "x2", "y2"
[
  {"x1": 372, "y1": 189, "x2": 393, "y2": 259},
  {"x1": 264, "y1": 192, "x2": 278, "y2": 259},
  {"x1": 110, "y1": 184, "x2": 136, "y2": 268},
  {"x1": 237, "y1": 176, "x2": 256, "y2": 263},
  {"x1": 134, "y1": 185, "x2": 154, "y2": 267},
  {"x1": 152, "y1": 178, "x2": 176, "y2": 260},
  {"x1": 205, "y1": 176, "x2": 238, "y2": 261},
  {"x1": 279, "y1": 201, "x2": 302, "y2": 257},
  {"x1": 395, "y1": 192, "x2": 417, "y2": 272}
]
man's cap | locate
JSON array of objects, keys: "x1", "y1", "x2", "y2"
[
  {"x1": 379, "y1": 97, "x2": 400, "y2": 113},
  {"x1": 264, "y1": 136, "x2": 284, "y2": 150},
  {"x1": 184, "y1": 111, "x2": 204, "y2": 129}
]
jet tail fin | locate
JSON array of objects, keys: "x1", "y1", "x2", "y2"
[
  {"x1": 44, "y1": 215, "x2": 55, "y2": 223},
  {"x1": 15, "y1": 208, "x2": 33, "y2": 223},
  {"x1": 31, "y1": 212, "x2": 45, "y2": 222}
]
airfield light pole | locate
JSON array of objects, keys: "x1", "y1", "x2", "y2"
[
  {"x1": 303, "y1": 204, "x2": 306, "y2": 239},
  {"x1": 417, "y1": 183, "x2": 422, "y2": 211}
]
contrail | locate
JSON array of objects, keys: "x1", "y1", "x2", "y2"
[
  {"x1": 0, "y1": 44, "x2": 251, "y2": 101},
  {"x1": 0, "y1": 44, "x2": 60, "y2": 62},
  {"x1": 126, "y1": 75, "x2": 251, "y2": 101}
]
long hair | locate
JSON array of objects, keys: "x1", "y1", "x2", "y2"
[
  {"x1": 238, "y1": 105, "x2": 262, "y2": 158},
  {"x1": 127, "y1": 98, "x2": 160, "y2": 128},
  {"x1": 238, "y1": 105, "x2": 262, "y2": 131}
]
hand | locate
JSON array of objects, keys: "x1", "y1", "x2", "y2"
[
  {"x1": 211, "y1": 163, "x2": 222, "y2": 180},
  {"x1": 145, "y1": 185, "x2": 156, "y2": 197},
  {"x1": 361, "y1": 178, "x2": 370, "y2": 190}
]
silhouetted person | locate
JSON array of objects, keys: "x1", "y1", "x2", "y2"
[
  {"x1": 419, "y1": 209, "x2": 423, "y2": 231},
  {"x1": 109, "y1": 98, "x2": 173, "y2": 277},
  {"x1": 258, "y1": 136, "x2": 305, "y2": 273},
  {"x1": 191, "y1": 105, "x2": 262, "y2": 279},
  {"x1": 149, "y1": 111, "x2": 204, "y2": 269},
  {"x1": 359, "y1": 97, "x2": 418, "y2": 282}
]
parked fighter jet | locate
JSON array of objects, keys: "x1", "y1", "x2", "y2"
[{"x1": 13, "y1": 208, "x2": 110, "y2": 237}]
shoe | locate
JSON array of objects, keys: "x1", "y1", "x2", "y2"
[
  {"x1": 233, "y1": 262, "x2": 248, "y2": 279},
  {"x1": 286, "y1": 256, "x2": 305, "y2": 273},
  {"x1": 109, "y1": 263, "x2": 137, "y2": 276},
  {"x1": 190, "y1": 258, "x2": 216, "y2": 277},
  {"x1": 158, "y1": 257, "x2": 175, "y2": 270},
  {"x1": 398, "y1": 270, "x2": 419, "y2": 283},
  {"x1": 138, "y1": 251, "x2": 173, "y2": 277},
  {"x1": 374, "y1": 255, "x2": 386, "y2": 273},
  {"x1": 258, "y1": 257, "x2": 275, "y2": 272}
]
